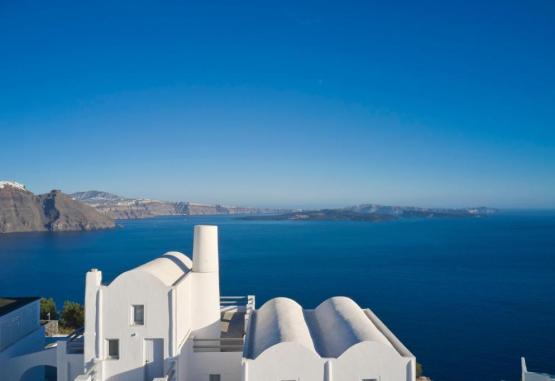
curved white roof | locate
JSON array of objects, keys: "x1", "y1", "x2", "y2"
[
  {"x1": 134, "y1": 251, "x2": 192, "y2": 287},
  {"x1": 250, "y1": 297, "x2": 316, "y2": 358},
  {"x1": 313, "y1": 296, "x2": 393, "y2": 357},
  {"x1": 246, "y1": 296, "x2": 397, "y2": 359}
]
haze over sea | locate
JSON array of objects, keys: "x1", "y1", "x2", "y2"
[{"x1": 1, "y1": 212, "x2": 554, "y2": 381}]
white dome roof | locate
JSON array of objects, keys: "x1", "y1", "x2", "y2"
[
  {"x1": 134, "y1": 251, "x2": 192, "y2": 287},
  {"x1": 313, "y1": 296, "x2": 392, "y2": 357},
  {"x1": 250, "y1": 297, "x2": 316, "y2": 358}
]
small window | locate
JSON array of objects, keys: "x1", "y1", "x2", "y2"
[
  {"x1": 209, "y1": 375, "x2": 221, "y2": 381},
  {"x1": 106, "y1": 339, "x2": 119, "y2": 359},
  {"x1": 132, "y1": 305, "x2": 144, "y2": 325}
]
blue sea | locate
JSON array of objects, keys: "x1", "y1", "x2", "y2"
[{"x1": 1, "y1": 212, "x2": 554, "y2": 381}]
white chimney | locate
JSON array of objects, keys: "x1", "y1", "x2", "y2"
[
  {"x1": 84, "y1": 268, "x2": 102, "y2": 367},
  {"x1": 192, "y1": 225, "x2": 219, "y2": 273},
  {"x1": 191, "y1": 225, "x2": 221, "y2": 338}
]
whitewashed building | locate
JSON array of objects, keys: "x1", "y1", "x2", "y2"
[
  {"x1": 522, "y1": 358, "x2": 555, "y2": 381},
  {"x1": 243, "y1": 296, "x2": 415, "y2": 381},
  {"x1": 4, "y1": 225, "x2": 417, "y2": 381}
]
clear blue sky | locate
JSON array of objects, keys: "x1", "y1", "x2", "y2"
[{"x1": 1, "y1": 1, "x2": 554, "y2": 208}]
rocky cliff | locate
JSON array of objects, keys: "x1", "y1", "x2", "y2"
[
  {"x1": 0, "y1": 182, "x2": 115, "y2": 233},
  {"x1": 71, "y1": 191, "x2": 180, "y2": 219},
  {"x1": 72, "y1": 190, "x2": 289, "y2": 219}
]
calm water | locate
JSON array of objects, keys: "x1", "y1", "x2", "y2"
[{"x1": 1, "y1": 212, "x2": 554, "y2": 381}]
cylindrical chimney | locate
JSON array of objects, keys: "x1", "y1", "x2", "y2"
[
  {"x1": 192, "y1": 225, "x2": 219, "y2": 273},
  {"x1": 191, "y1": 225, "x2": 221, "y2": 338}
]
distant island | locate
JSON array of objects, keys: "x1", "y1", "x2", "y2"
[
  {"x1": 0, "y1": 182, "x2": 498, "y2": 233},
  {"x1": 71, "y1": 190, "x2": 291, "y2": 219},
  {"x1": 0, "y1": 182, "x2": 115, "y2": 233},
  {"x1": 242, "y1": 204, "x2": 498, "y2": 222}
]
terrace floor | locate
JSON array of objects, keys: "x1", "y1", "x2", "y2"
[{"x1": 220, "y1": 310, "x2": 245, "y2": 339}]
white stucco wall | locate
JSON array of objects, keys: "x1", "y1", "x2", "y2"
[
  {"x1": 191, "y1": 272, "x2": 220, "y2": 339},
  {"x1": 330, "y1": 341, "x2": 414, "y2": 381},
  {"x1": 189, "y1": 350, "x2": 242, "y2": 381},
  {"x1": 174, "y1": 275, "x2": 192, "y2": 351},
  {"x1": 245, "y1": 342, "x2": 325, "y2": 381},
  {"x1": 0, "y1": 325, "x2": 47, "y2": 381},
  {"x1": 244, "y1": 341, "x2": 413, "y2": 381},
  {"x1": 55, "y1": 341, "x2": 85, "y2": 381},
  {"x1": 100, "y1": 271, "x2": 173, "y2": 381},
  {"x1": 176, "y1": 327, "x2": 242, "y2": 381}
]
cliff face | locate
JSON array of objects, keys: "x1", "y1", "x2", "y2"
[
  {"x1": 0, "y1": 184, "x2": 115, "y2": 233},
  {"x1": 98, "y1": 200, "x2": 177, "y2": 219},
  {"x1": 38, "y1": 190, "x2": 115, "y2": 232},
  {"x1": 0, "y1": 185, "x2": 45, "y2": 232},
  {"x1": 72, "y1": 191, "x2": 289, "y2": 219},
  {"x1": 72, "y1": 191, "x2": 179, "y2": 219},
  {"x1": 173, "y1": 202, "x2": 282, "y2": 215}
]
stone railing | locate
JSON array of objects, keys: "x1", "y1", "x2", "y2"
[{"x1": 193, "y1": 337, "x2": 245, "y2": 352}]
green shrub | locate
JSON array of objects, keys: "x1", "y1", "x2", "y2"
[
  {"x1": 59, "y1": 301, "x2": 84, "y2": 329},
  {"x1": 416, "y1": 362, "x2": 423, "y2": 378},
  {"x1": 40, "y1": 297, "x2": 58, "y2": 320}
]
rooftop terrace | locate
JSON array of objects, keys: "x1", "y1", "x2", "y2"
[{"x1": 193, "y1": 295, "x2": 255, "y2": 353}]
